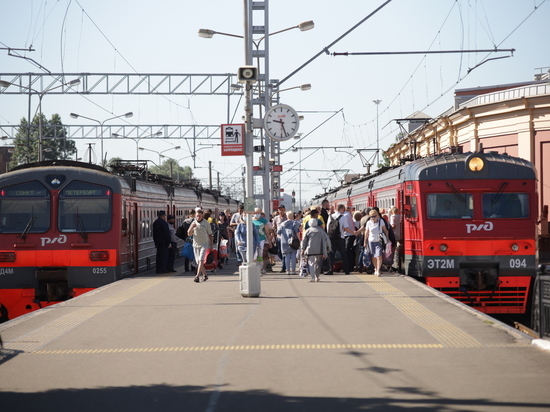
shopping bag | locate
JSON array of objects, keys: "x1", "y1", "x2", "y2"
[
  {"x1": 180, "y1": 242, "x2": 195, "y2": 260},
  {"x1": 219, "y1": 239, "x2": 229, "y2": 258},
  {"x1": 361, "y1": 246, "x2": 372, "y2": 268},
  {"x1": 300, "y1": 257, "x2": 309, "y2": 277},
  {"x1": 384, "y1": 241, "x2": 393, "y2": 261}
]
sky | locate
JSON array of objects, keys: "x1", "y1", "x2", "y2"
[{"x1": 1, "y1": 0, "x2": 549, "y2": 207}]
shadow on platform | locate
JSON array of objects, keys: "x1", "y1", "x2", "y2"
[{"x1": 0, "y1": 384, "x2": 549, "y2": 412}]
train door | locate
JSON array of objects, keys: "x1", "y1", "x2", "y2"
[{"x1": 128, "y1": 202, "x2": 139, "y2": 274}]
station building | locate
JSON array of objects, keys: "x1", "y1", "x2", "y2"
[{"x1": 384, "y1": 70, "x2": 550, "y2": 259}]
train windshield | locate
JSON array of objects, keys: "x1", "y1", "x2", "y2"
[
  {"x1": 0, "y1": 180, "x2": 51, "y2": 233},
  {"x1": 59, "y1": 181, "x2": 112, "y2": 233},
  {"x1": 427, "y1": 193, "x2": 473, "y2": 219},
  {"x1": 482, "y1": 193, "x2": 529, "y2": 218}
]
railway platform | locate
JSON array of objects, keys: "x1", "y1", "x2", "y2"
[{"x1": 1, "y1": 261, "x2": 550, "y2": 412}]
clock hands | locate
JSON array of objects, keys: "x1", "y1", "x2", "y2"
[
  {"x1": 264, "y1": 105, "x2": 298, "y2": 141},
  {"x1": 273, "y1": 119, "x2": 288, "y2": 137}
]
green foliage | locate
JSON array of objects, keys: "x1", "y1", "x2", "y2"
[
  {"x1": 149, "y1": 158, "x2": 193, "y2": 181},
  {"x1": 9, "y1": 113, "x2": 76, "y2": 169},
  {"x1": 378, "y1": 152, "x2": 391, "y2": 168}
]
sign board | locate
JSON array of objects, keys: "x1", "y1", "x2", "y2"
[
  {"x1": 221, "y1": 124, "x2": 245, "y2": 156},
  {"x1": 271, "y1": 165, "x2": 283, "y2": 172},
  {"x1": 244, "y1": 197, "x2": 256, "y2": 213}
]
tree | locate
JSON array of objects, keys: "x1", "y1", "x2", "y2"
[
  {"x1": 9, "y1": 113, "x2": 77, "y2": 169},
  {"x1": 379, "y1": 152, "x2": 391, "y2": 168},
  {"x1": 149, "y1": 158, "x2": 193, "y2": 181}
]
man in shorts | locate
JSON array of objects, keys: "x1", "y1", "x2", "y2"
[{"x1": 187, "y1": 209, "x2": 214, "y2": 283}]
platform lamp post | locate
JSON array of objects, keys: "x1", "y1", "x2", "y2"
[
  {"x1": 198, "y1": 19, "x2": 314, "y2": 216},
  {"x1": 1, "y1": 78, "x2": 81, "y2": 162},
  {"x1": 112, "y1": 131, "x2": 162, "y2": 160},
  {"x1": 70, "y1": 111, "x2": 133, "y2": 167}
]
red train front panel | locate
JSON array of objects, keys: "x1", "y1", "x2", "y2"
[
  {"x1": 402, "y1": 154, "x2": 537, "y2": 314},
  {"x1": 0, "y1": 165, "x2": 123, "y2": 321}
]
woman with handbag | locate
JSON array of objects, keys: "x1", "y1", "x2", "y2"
[
  {"x1": 278, "y1": 211, "x2": 300, "y2": 275},
  {"x1": 363, "y1": 209, "x2": 390, "y2": 276}
]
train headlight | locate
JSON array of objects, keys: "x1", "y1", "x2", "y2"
[
  {"x1": 0, "y1": 252, "x2": 16, "y2": 262},
  {"x1": 468, "y1": 156, "x2": 485, "y2": 172},
  {"x1": 439, "y1": 244, "x2": 448, "y2": 252},
  {"x1": 511, "y1": 244, "x2": 519, "y2": 252}
]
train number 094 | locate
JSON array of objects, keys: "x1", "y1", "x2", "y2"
[{"x1": 509, "y1": 259, "x2": 527, "y2": 268}]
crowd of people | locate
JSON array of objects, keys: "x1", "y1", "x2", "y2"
[{"x1": 153, "y1": 201, "x2": 402, "y2": 283}]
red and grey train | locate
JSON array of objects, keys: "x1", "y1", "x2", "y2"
[
  {"x1": 0, "y1": 160, "x2": 238, "y2": 322},
  {"x1": 316, "y1": 152, "x2": 538, "y2": 314}
]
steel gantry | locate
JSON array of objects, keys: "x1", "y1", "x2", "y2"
[
  {"x1": 0, "y1": 73, "x2": 237, "y2": 95},
  {"x1": 0, "y1": 124, "x2": 223, "y2": 140},
  {"x1": 0, "y1": 72, "x2": 243, "y2": 157}
]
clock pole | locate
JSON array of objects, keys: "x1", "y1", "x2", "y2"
[{"x1": 239, "y1": 0, "x2": 261, "y2": 297}]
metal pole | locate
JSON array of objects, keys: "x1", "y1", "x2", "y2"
[
  {"x1": 38, "y1": 94, "x2": 44, "y2": 162},
  {"x1": 299, "y1": 147, "x2": 302, "y2": 209},
  {"x1": 244, "y1": 0, "x2": 254, "y2": 268},
  {"x1": 100, "y1": 121, "x2": 105, "y2": 167},
  {"x1": 539, "y1": 269, "x2": 544, "y2": 338},
  {"x1": 209, "y1": 160, "x2": 213, "y2": 190},
  {"x1": 373, "y1": 99, "x2": 381, "y2": 167},
  {"x1": 240, "y1": 0, "x2": 260, "y2": 297},
  {"x1": 262, "y1": 5, "x2": 271, "y2": 216}
]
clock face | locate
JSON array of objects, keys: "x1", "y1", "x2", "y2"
[{"x1": 264, "y1": 104, "x2": 299, "y2": 141}]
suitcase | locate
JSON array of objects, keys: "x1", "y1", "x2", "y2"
[{"x1": 203, "y1": 248, "x2": 219, "y2": 273}]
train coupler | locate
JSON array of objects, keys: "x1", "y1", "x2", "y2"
[{"x1": 459, "y1": 263, "x2": 499, "y2": 291}]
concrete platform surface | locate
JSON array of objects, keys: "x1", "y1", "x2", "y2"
[{"x1": 1, "y1": 263, "x2": 550, "y2": 412}]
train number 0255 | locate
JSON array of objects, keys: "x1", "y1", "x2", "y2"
[
  {"x1": 509, "y1": 259, "x2": 527, "y2": 268},
  {"x1": 92, "y1": 267, "x2": 108, "y2": 274}
]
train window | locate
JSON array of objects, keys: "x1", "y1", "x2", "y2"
[
  {"x1": 482, "y1": 193, "x2": 529, "y2": 219},
  {"x1": 410, "y1": 196, "x2": 417, "y2": 219},
  {"x1": 0, "y1": 180, "x2": 50, "y2": 233},
  {"x1": 427, "y1": 194, "x2": 473, "y2": 219},
  {"x1": 59, "y1": 181, "x2": 112, "y2": 233}
]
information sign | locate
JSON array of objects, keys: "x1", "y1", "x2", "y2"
[{"x1": 221, "y1": 124, "x2": 245, "y2": 156}]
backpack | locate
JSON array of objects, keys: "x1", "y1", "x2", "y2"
[
  {"x1": 327, "y1": 215, "x2": 342, "y2": 239},
  {"x1": 176, "y1": 219, "x2": 192, "y2": 240}
]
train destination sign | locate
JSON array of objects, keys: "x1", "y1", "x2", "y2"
[
  {"x1": 2, "y1": 189, "x2": 48, "y2": 197},
  {"x1": 63, "y1": 189, "x2": 106, "y2": 197}
]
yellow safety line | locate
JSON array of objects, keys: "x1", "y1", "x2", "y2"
[
  {"x1": 5, "y1": 275, "x2": 172, "y2": 353},
  {"x1": 357, "y1": 274, "x2": 483, "y2": 348},
  {"x1": 26, "y1": 341, "x2": 532, "y2": 356},
  {"x1": 30, "y1": 343, "x2": 445, "y2": 355}
]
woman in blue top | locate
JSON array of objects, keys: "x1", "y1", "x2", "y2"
[
  {"x1": 235, "y1": 216, "x2": 260, "y2": 263},
  {"x1": 278, "y1": 211, "x2": 300, "y2": 275}
]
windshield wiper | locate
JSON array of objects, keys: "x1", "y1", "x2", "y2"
[
  {"x1": 76, "y1": 210, "x2": 88, "y2": 242},
  {"x1": 20, "y1": 216, "x2": 36, "y2": 240},
  {"x1": 492, "y1": 182, "x2": 508, "y2": 205},
  {"x1": 446, "y1": 182, "x2": 465, "y2": 203}
]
